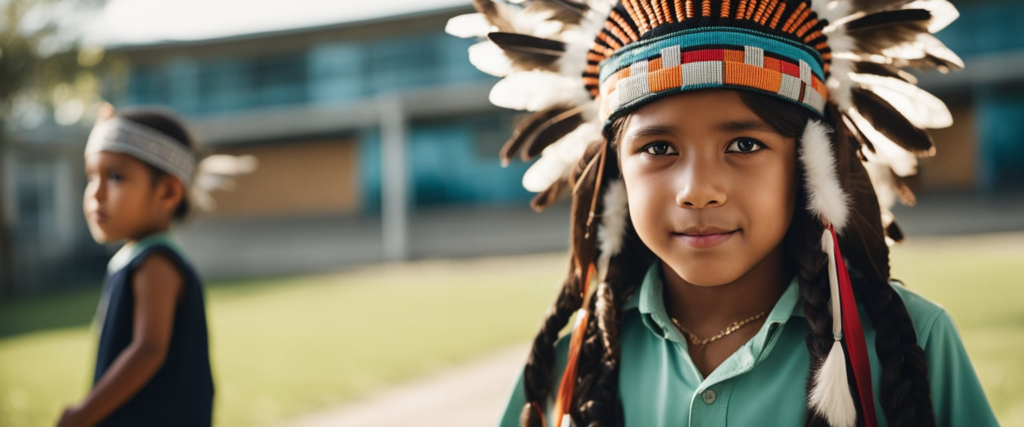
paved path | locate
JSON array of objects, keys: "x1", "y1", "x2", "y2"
[{"x1": 281, "y1": 345, "x2": 528, "y2": 427}]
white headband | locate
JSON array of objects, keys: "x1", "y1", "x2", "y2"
[{"x1": 86, "y1": 118, "x2": 196, "y2": 188}]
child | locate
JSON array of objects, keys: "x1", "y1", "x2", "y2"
[
  {"x1": 59, "y1": 109, "x2": 214, "y2": 427},
  {"x1": 447, "y1": 0, "x2": 998, "y2": 426}
]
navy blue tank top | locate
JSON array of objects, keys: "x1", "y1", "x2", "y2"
[{"x1": 93, "y1": 233, "x2": 214, "y2": 426}]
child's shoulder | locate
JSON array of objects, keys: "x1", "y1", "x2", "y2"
[
  {"x1": 886, "y1": 281, "x2": 954, "y2": 348},
  {"x1": 118, "y1": 235, "x2": 198, "y2": 284}
]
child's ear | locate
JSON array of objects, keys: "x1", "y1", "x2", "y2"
[{"x1": 156, "y1": 174, "x2": 185, "y2": 215}]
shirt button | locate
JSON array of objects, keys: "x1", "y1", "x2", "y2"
[{"x1": 702, "y1": 389, "x2": 717, "y2": 405}]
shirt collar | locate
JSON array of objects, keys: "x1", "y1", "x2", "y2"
[
  {"x1": 625, "y1": 261, "x2": 803, "y2": 354},
  {"x1": 106, "y1": 231, "x2": 180, "y2": 274}
]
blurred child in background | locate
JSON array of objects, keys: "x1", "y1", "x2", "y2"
[{"x1": 59, "y1": 107, "x2": 241, "y2": 427}]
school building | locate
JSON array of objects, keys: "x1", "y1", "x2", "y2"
[{"x1": 3, "y1": 0, "x2": 1024, "y2": 294}]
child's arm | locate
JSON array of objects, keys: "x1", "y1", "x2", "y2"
[{"x1": 59, "y1": 253, "x2": 184, "y2": 427}]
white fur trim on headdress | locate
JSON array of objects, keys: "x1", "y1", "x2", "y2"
[
  {"x1": 799, "y1": 119, "x2": 850, "y2": 233},
  {"x1": 596, "y1": 179, "x2": 627, "y2": 282}
]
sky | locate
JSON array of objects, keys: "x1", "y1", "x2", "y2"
[{"x1": 84, "y1": 0, "x2": 471, "y2": 46}]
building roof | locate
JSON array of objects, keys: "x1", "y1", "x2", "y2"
[{"x1": 85, "y1": 0, "x2": 471, "y2": 48}]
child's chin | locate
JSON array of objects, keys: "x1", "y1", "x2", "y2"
[
  {"x1": 87, "y1": 226, "x2": 118, "y2": 244},
  {"x1": 671, "y1": 261, "x2": 747, "y2": 287}
]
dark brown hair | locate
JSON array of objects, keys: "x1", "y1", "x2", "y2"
[
  {"x1": 519, "y1": 90, "x2": 936, "y2": 427},
  {"x1": 116, "y1": 108, "x2": 196, "y2": 221}
]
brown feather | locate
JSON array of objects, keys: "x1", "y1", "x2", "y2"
[
  {"x1": 846, "y1": 9, "x2": 932, "y2": 32},
  {"x1": 851, "y1": 87, "x2": 935, "y2": 156},
  {"x1": 472, "y1": 0, "x2": 517, "y2": 32},
  {"x1": 570, "y1": 142, "x2": 605, "y2": 271},
  {"x1": 829, "y1": 104, "x2": 891, "y2": 282},
  {"x1": 501, "y1": 105, "x2": 574, "y2": 166},
  {"x1": 891, "y1": 169, "x2": 917, "y2": 206},
  {"x1": 895, "y1": 54, "x2": 964, "y2": 73},
  {"x1": 523, "y1": 107, "x2": 585, "y2": 160},
  {"x1": 886, "y1": 220, "x2": 905, "y2": 243},
  {"x1": 531, "y1": 178, "x2": 570, "y2": 212},
  {"x1": 837, "y1": 136, "x2": 892, "y2": 283},
  {"x1": 847, "y1": 10, "x2": 931, "y2": 56},
  {"x1": 488, "y1": 32, "x2": 566, "y2": 71},
  {"x1": 854, "y1": 62, "x2": 917, "y2": 84},
  {"x1": 842, "y1": 112, "x2": 877, "y2": 154}
]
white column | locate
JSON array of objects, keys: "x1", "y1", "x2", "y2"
[{"x1": 378, "y1": 94, "x2": 409, "y2": 261}]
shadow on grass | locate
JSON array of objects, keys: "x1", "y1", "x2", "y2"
[
  {"x1": 0, "y1": 287, "x2": 102, "y2": 338},
  {"x1": 0, "y1": 274, "x2": 300, "y2": 340}
]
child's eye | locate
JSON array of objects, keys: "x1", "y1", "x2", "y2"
[
  {"x1": 643, "y1": 142, "x2": 678, "y2": 156},
  {"x1": 108, "y1": 172, "x2": 123, "y2": 182},
  {"x1": 726, "y1": 138, "x2": 765, "y2": 154}
]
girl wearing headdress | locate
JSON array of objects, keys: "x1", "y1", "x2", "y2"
[
  {"x1": 59, "y1": 107, "x2": 254, "y2": 427},
  {"x1": 448, "y1": 0, "x2": 997, "y2": 426}
]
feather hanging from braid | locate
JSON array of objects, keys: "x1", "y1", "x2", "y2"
[{"x1": 448, "y1": 1, "x2": 961, "y2": 426}]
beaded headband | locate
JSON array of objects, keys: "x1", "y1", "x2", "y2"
[
  {"x1": 86, "y1": 118, "x2": 197, "y2": 188},
  {"x1": 86, "y1": 117, "x2": 259, "y2": 211}
]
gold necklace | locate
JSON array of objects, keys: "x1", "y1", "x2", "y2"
[{"x1": 670, "y1": 311, "x2": 767, "y2": 348}]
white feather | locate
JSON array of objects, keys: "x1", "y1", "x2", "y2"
[
  {"x1": 810, "y1": 342, "x2": 858, "y2": 427},
  {"x1": 862, "y1": 161, "x2": 899, "y2": 246},
  {"x1": 445, "y1": 13, "x2": 493, "y2": 38},
  {"x1": 849, "y1": 73, "x2": 952, "y2": 129},
  {"x1": 847, "y1": 108, "x2": 920, "y2": 177},
  {"x1": 810, "y1": 229, "x2": 857, "y2": 427},
  {"x1": 520, "y1": 123, "x2": 601, "y2": 193},
  {"x1": 558, "y1": 10, "x2": 605, "y2": 81},
  {"x1": 522, "y1": 144, "x2": 571, "y2": 192},
  {"x1": 557, "y1": 122, "x2": 601, "y2": 163},
  {"x1": 815, "y1": 0, "x2": 854, "y2": 25},
  {"x1": 489, "y1": 70, "x2": 590, "y2": 112},
  {"x1": 921, "y1": 34, "x2": 964, "y2": 69},
  {"x1": 799, "y1": 119, "x2": 850, "y2": 233},
  {"x1": 197, "y1": 154, "x2": 258, "y2": 176},
  {"x1": 881, "y1": 34, "x2": 964, "y2": 70},
  {"x1": 191, "y1": 154, "x2": 259, "y2": 212},
  {"x1": 824, "y1": 25, "x2": 856, "y2": 112},
  {"x1": 469, "y1": 41, "x2": 513, "y2": 77},
  {"x1": 827, "y1": 57, "x2": 855, "y2": 113},
  {"x1": 903, "y1": 0, "x2": 959, "y2": 33}
]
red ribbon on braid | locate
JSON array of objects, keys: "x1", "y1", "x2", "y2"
[
  {"x1": 550, "y1": 263, "x2": 596, "y2": 427},
  {"x1": 829, "y1": 225, "x2": 878, "y2": 427}
]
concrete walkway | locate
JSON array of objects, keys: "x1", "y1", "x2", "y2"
[{"x1": 282, "y1": 345, "x2": 527, "y2": 427}]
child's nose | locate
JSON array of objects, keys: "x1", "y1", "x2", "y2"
[
  {"x1": 86, "y1": 179, "x2": 106, "y2": 202},
  {"x1": 674, "y1": 159, "x2": 727, "y2": 209}
]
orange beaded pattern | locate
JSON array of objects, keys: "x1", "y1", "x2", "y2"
[{"x1": 583, "y1": 0, "x2": 831, "y2": 98}]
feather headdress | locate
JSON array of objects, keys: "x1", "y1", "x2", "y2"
[{"x1": 448, "y1": 1, "x2": 960, "y2": 425}]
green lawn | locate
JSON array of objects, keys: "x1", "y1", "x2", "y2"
[
  {"x1": 1, "y1": 234, "x2": 1022, "y2": 426},
  {"x1": 0, "y1": 254, "x2": 568, "y2": 427}
]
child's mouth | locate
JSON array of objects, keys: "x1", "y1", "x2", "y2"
[
  {"x1": 673, "y1": 228, "x2": 738, "y2": 249},
  {"x1": 89, "y1": 211, "x2": 108, "y2": 225}
]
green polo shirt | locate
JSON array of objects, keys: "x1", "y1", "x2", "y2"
[{"x1": 498, "y1": 262, "x2": 998, "y2": 427}]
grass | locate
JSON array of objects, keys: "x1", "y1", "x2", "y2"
[
  {"x1": 0, "y1": 233, "x2": 1022, "y2": 426},
  {"x1": 0, "y1": 253, "x2": 568, "y2": 427},
  {"x1": 889, "y1": 233, "x2": 1024, "y2": 425}
]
